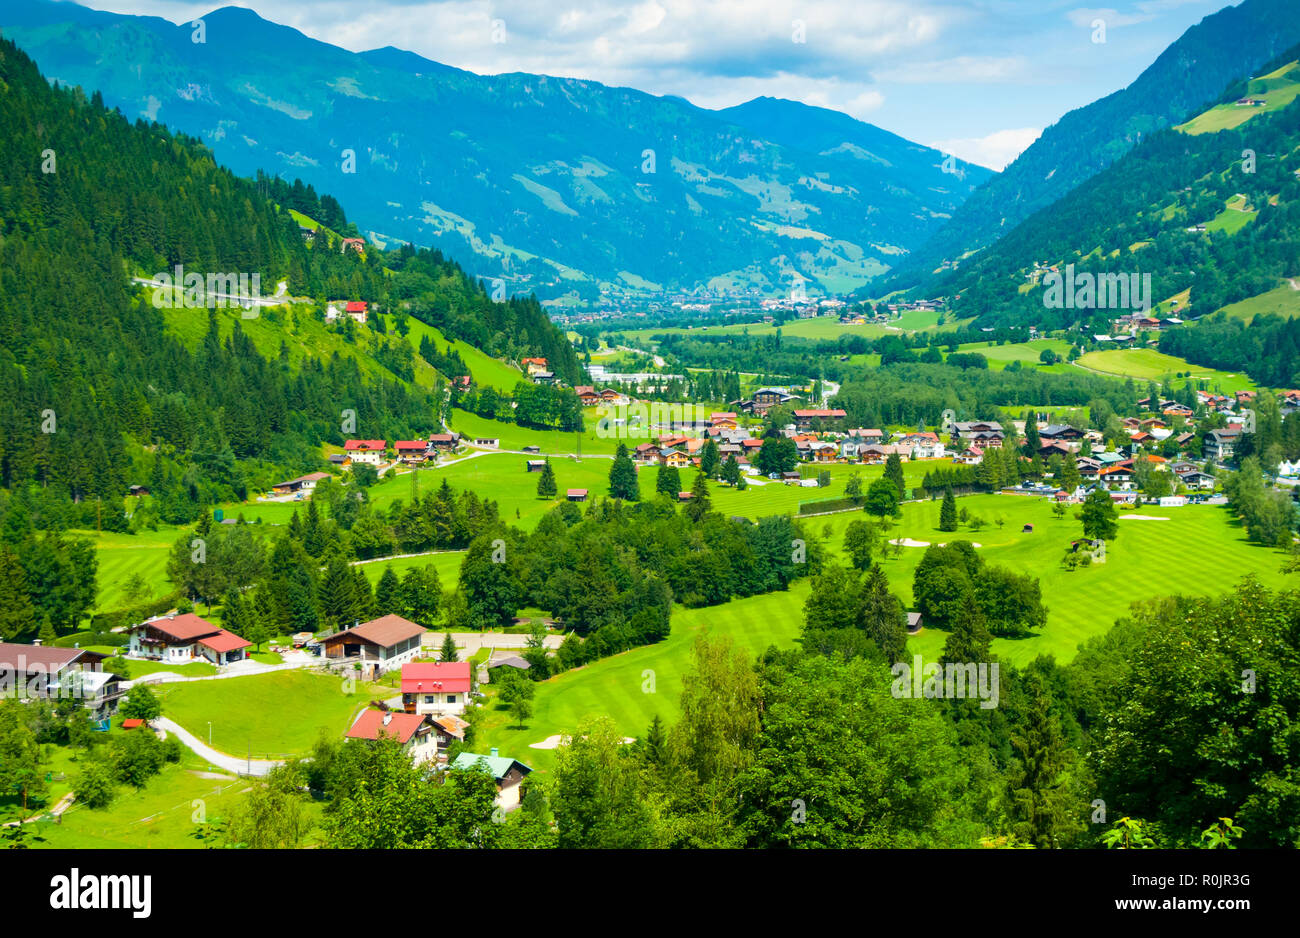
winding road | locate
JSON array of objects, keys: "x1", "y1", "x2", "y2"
[{"x1": 154, "y1": 717, "x2": 282, "y2": 777}]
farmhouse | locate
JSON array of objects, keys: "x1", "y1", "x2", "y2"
[
  {"x1": 1039, "y1": 425, "x2": 1083, "y2": 442},
  {"x1": 401, "y1": 661, "x2": 472, "y2": 717},
  {"x1": 317, "y1": 614, "x2": 426, "y2": 676},
  {"x1": 344, "y1": 439, "x2": 387, "y2": 465},
  {"x1": 346, "y1": 709, "x2": 438, "y2": 765},
  {"x1": 566, "y1": 489, "x2": 589, "y2": 502},
  {"x1": 394, "y1": 440, "x2": 431, "y2": 463},
  {"x1": 0, "y1": 643, "x2": 120, "y2": 716},
  {"x1": 452, "y1": 749, "x2": 533, "y2": 812},
  {"x1": 521, "y1": 357, "x2": 548, "y2": 376},
  {"x1": 271, "y1": 471, "x2": 330, "y2": 495},
  {"x1": 793, "y1": 408, "x2": 847, "y2": 431},
  {"x1": 1203, "y1": 428, "x2": 1241, "y2": 462},
  {"x1": 127, "y1": 613, "x2": 252, "y2": 666},
  {"x1": 732, "y1": 387, "x2": 799, "y2": 416},
  {"x1": 427, "y1": 433, "x2": 458, "y2": 453}
]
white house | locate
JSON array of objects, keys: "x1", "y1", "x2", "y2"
[
  {"x1": 401, "y1": 662, "x2": 472, "y2": 717},
  {"x1": 346, "y1": 709, "x2": 438, "y2": 765},
  {"x1": 127, "y1": 613, "x2": 251, "y2": 666}
]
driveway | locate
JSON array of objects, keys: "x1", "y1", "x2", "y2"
[{"x1": 154, "y1": 717, "x2": 283, "y2": 777}]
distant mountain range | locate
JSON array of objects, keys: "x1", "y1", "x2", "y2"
[
  {"x1": 881, "y1": 0, "x2": 1300, "y2": 297},
  {"x1": 1, "y1": 1, "x2": 992, "y2": 301}
]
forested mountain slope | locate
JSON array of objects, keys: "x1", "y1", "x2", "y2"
[
  {"x1": 879, "y1": 0, "x2": 1300, "y2": 296},
  {"x1": 0, "y1": 36, "x2": 573, "y2": 529}
]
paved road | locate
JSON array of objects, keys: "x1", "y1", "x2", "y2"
[{"x1": 154, "y1": 717, "x2": 282, "y2": 777}]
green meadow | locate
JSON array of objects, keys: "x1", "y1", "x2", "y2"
[
  {"x1": 1074, "y1": 347, "x2": 1258, "y2": 392},
  {"x1": 155, "y1": 669, "x2": 387, "y2": 759},
  {"x1": 476, "y1": 492, "x2": 1290, "y2": 769},
  {"x1": 1217, "y1": 282, "x2": 1300, "y2": 321}
]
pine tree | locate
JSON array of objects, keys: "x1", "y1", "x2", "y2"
[
  {"x1": 700, "y1": 439, "x2": 721, "y2": 478},
  {"x1": 683, "y1": 472, "x2": 712, "y2": 522},
  {"x1": 536, "y1": 459, "x2": 558, "y2": 499},
  {"x1": 939, "y1": 487, "x2": 959, "y2": 532},
  {"x1": 0, "y1": 547, "x2": 35, "y2": 641},
  {"x1": 374, "y1": 566, "x2": 402, "y2": 616},
  {"x1": 859, "y1": 566, "x2": 908, "y2": 663},
  {"x1": 656, "y1": 465, "x2": 681, "y2": 497},
  {"x1": 721, "y1": 453, "x2": 741, "y2": 486},
  {"x1": 608, "y1": 443, "x2": 640, "y2": 501},
  {"x1": 643, "y1": 714, "x2": 668, "y2": 766},
  {"x1": 1010, "y1": 675, "x2": 1078, "y2": 848},
  {"x1": 884, "y1": 452, "x2": 906, "y2": 500},
  {"x1": 1023, "y1": 410, "x2": 1041, "y2": 455},
  {"x1": 439, "y1": 631, "x2": 459, "y2": 662}
]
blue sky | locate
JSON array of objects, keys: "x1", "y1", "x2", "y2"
[{"x1": 78, "y1": 0, "x2": 1232, "y2": 168}]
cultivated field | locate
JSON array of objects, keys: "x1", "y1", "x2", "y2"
[{"x1": 1074, "y1": 347, "x2": 1258, "y2": 392}]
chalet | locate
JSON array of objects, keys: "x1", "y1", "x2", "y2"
[
  {"x1": 600, "y1": 389, "x2": 624, "y2": 403},
  {"x1": 1180, "y1": 470, "x2": 1216, "y2": 490},
  {"x1": 128, "y1": 484, "x2": 150, "y2": 497},
  {"x1": 574, "y1": 386, "x2": 601, "y2": 406},
  {"x1": 1039, "y1": 425, "x2": 1083, "y2": 442},
  {"x1": 811, "y1": 442, "x2": 840, "y2": 463},
  {"x1": 1174, "y1": 432, "x2": 1195, "y2": 448},
  {"x1": 709, "y1": 412, "x2": 739, "y2": 430},
  {"x1": 271, "y1": 471, "x2": 330, "y2": 495},
  {"x1": 453, "y1": 375, "x2": 472, "y2": 390},
  {"x1": 952, "y1": 421, "x2": 1003, "y2": 440},
  {"x1": 327, "y1": 453, "x2": 347, "y2": 466},
  {"x1": 317, "y1": 614, "x2": 426, "y2": 676},
  {"x1": 733, "y1": 387, "x2": 799, "y2": 416},
  {"x1": 0, "y1": 643, "x2": 120, "y2": 716},
  {"x1": 633, "y1": 443, "x2": 661, "y2": 464},
  {"x1": 346, "y1": 709, "x2": 438, "y2": 765},
  {"x1": 452, "y1": 749, "x2": 533, "y2": 812},
  {"x1": 1109, "y1": 491, "x2": 1138, "y2": 505},
  {"x1": 1097, "y1": 466, "x2": 1133, "y2": 484},
  {"x1": 401, "y1": 661, "x2": 472, "y2": 717},
  {"x1": 1162, "y1": 403, "x2": 1193, "y2": 418},
  {"x1": 127, "y1": 613, "x2": 251, "y2": 666},
  {"x1": 1039, "y1": 442, "x2": 1075, "y2": 459},
  {"x1": 1236, "y1": 390, "x2": 1257, "y2": 406},
  {"x1": 846, "y1": 429, "x2": 886, "y2": 444},
  {"x1": 953, "y1": 447, "x2": 984, "y2": 466},
  {"x1": 899, "y1": 432, "x2": 945, "y2": 460},
  {"x1": 521, "y1": 357, "x2": 549, "y2": 377},
  {"x1": 566, "y1": 489, "x2": 588, "y2": 502},
  {"x1": 526, "y1": 459, "x2": 547, "y2": 473},
  {"x1": 793, "y1": 409, "x2": 847, "y2": 431},
  {"x1": 394, "y1": 440, "x2": 431, "y2": 463},
  {"x1": 340, "y1": 239, "x2": 366, "y2": 258},
  {"x1": 531, "y1": 371, "x2": 557, "y2": 385},
  {"x1": 344, "y1": 439, "x2": 387, "y2": 465},
  {"x1": 427, "y1": 433, "x2": 458, "y2": 453},
  {"x1": 660, "y1": 448, "x2": 691, "y2": 469},
  {"x1": 1203, "y1": 428, "x2": 1241, "y2": 462}
]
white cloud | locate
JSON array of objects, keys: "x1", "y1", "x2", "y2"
[
  {"x1": 874, "y1": 54, "x2": 1026, "y2": 84},
  {"x1": 930, "y1": 126, "x2": 1042, "y2": 171}
]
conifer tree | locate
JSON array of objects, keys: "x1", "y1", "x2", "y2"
[
  {"x1": 536, "y1": 459, "x2": 558, "y2": 499},
  {"x1": 939, "y1": 487, "x2": 959, "y2": 532},
  {"x1": 608, "y1": 443, "x2": 640, "y2": 501}
]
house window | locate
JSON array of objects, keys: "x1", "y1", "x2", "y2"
[
  {"x1": 424, "y1": 695, "x2": 434, "y2": 704},
  {"x1": 447, "y1": 695, "x2": 456, "y2": 704}
]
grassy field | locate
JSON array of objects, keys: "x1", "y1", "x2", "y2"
[
  {"x1": 1177, "y1": 60, "x2": 1300, "y2": 135},
  {"x1": 29, "y1": 754, "x2": 260, "y2": 849},
  {"x1": 155, "y1": 670, "x2": 386, "y2": 758},
  {"x1": 356, "y1": 550, "x2": 466, "y2": 591},
  {"x1": 621, "y1": 315, "x2": 891, "y2": 346},
  {"x1": 1216, "y1": 282, "x2": 1300, "y2": 321},
  {"x1": 476, "y1": 492, "x2": 1290, "y2": 769},
  {"x1": 1074, "y1": 348, "x2": 1258, "y2": 392},
  {"x1": 72, "y1": 528, "x2": 178, "y2": 611},
  {"x1": 447, "y1": 406, "x2": 627, "y2": 456},
  {"x1": 954, "y1": 338, "x2": 1073, "y2": 372},
  {"x1": 390, "y1": 315, "x2": 523, "y2": 392}
]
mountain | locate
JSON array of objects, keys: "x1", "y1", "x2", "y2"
[
  {"x1": 922, "y1": 46, "x2": 1300, "y2": 386},
  {"x1": 0, "y1": 32, "x2": 579, "y2": 527},
  {"x1": 0, "y1": 1, "x2": 993, "y2": 300},
  {"x1": 880, "y1": 0, "x2": 1300, "y2": 296}
]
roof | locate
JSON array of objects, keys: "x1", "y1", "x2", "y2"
[
  {"x1": 346, "y1": 709, "x2": 426, "y2": 744},
  {"x1": 487, "y1": 655, "x2": 531, "y2": 669},
  {"x1": 432, "y1": 714, "x2": 470, "y2": 739},
  {"x1": 138, "y1": 613, "x2": 221, "y2": 642},
  {"x1": 793, "y1": 409, "x2": 847, "y2": 418},
  {"x1": 320, "y1": 614, "x2": 426, "y2": 649},
  {"x1": 345, "y1": 301, "x2": 368, "y2": 312},
  {"x1": 402, "y1": 661, "x2": 472, "y2": 695},
  {"x1": 0, "y1": 643, "x2": 102, "y2": 673},
  {"x1": 344, "y1": 439, "x2": 387, "y2": 450},
  {"x1": 197, "y1": 630, "x2": 252, "y2": 653},
  {"x1": 275, "y1": 471, "x2": 331, "y2": 487},
  {"x1": 566, "y1": 489, "x2": 588, "y2": 497},
  {"x1": 452, "y1": 752, "x2": 532, "y2": 780},
  {"x1": 394, "y1": 440, "x2": 427, "y2": 450}
]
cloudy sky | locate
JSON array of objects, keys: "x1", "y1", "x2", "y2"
[{"x1": 73, "y1": 0, "x2": 1228, "y2": 169}]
